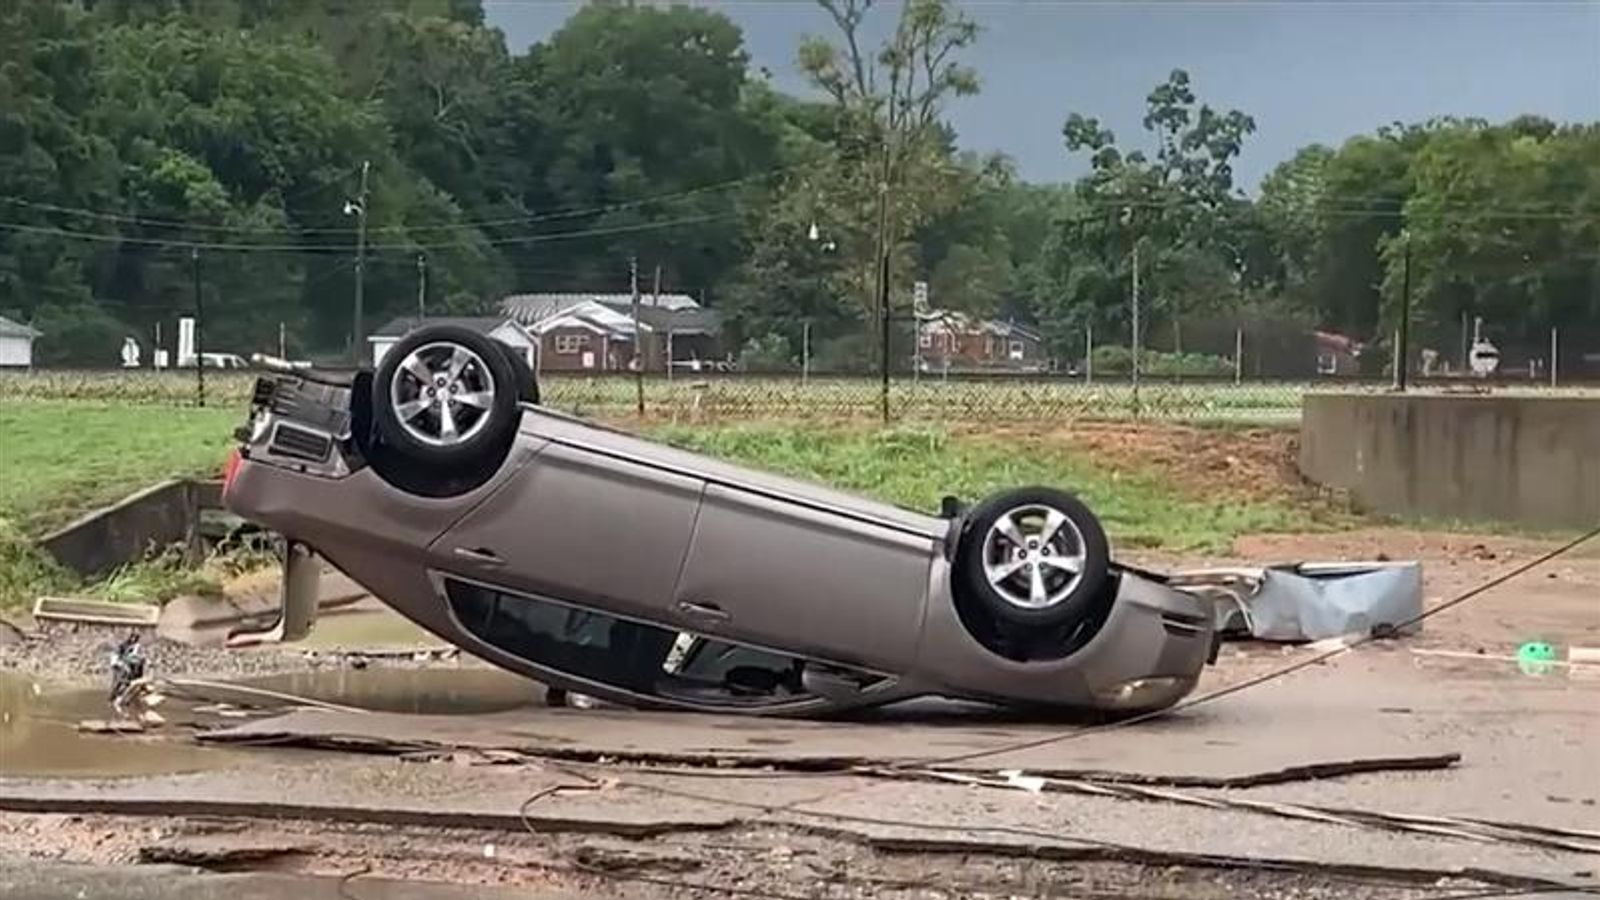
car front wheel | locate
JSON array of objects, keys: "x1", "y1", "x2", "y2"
[
  {"x1": 955, "y1": 486, "x2": 1111, "y2": 631},
  {"x1": 371, "y1": 325, "x2": 520, "y2": 468}
]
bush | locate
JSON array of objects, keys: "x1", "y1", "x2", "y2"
[
  {"x1": 1089, "y1": 345, "x2": 1233, "y2": 377},
  {"x1": 738, "y1": 333, "x2": 796, "y2": 373}
]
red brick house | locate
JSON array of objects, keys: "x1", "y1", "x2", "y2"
[
  {"x1": 500, "y1": 294, "x2": 723, "y2": 373},
  {"x1": 1313, "y1": 330, "x2": 1362, "y2": 376},
  {"x1": 916, "y1": 311, "x2": 1049, "y2": 372}
]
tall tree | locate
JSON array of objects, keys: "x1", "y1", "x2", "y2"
[{"x1": 1037, "y1": 69, "x2": 1256, "y2": 358}]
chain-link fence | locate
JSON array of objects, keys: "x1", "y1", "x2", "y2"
[{"x1": 5, "y1": 367, "x2": 1597, "y2": 425}]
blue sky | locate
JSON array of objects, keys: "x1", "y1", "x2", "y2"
[{"x1": 482, "y1": 0, "x2": 1600, "y2": 189}]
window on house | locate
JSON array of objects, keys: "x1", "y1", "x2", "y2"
[
  {"x1": 555, "y1": 334, "x2": 590, "y2": 355},
  {"x1": 1008, "y1": 340, "x2": 1025, "y2": 360},
  {"x1": 919, "y1": 332, "x2": 933, "y2": 349},
  {"x1": 1317, "y1": 352, "x2": 1337, "y2": 375}
]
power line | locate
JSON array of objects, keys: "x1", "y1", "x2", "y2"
[
  {"x1": 0, "y1": 211, "x2": 741, "y2": 253},
  {"x1": 1052, "y1": 194, "x2": 1597, "y2": 222},
  {"x1": 0, "y1": 165, "x2": 793, "y2": 238}
]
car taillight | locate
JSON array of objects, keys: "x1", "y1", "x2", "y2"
[{"x1": 222, "y1": 448, "x2": 243, "y2": 496}]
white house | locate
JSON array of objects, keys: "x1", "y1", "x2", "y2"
[
  {"x1": 0, "y1": 315, "x2": 41, "y2": 368},
  {"x1": 367, "y1": 316, "x2": 538, "y2": 369}
]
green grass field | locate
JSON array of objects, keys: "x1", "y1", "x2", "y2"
[
  {"x1": 0, "y1": 402, "x2": 240, "y2": 611},
  {"x1": 0, "y1": 395, "x2": 1327, "y2": 610},
  {"x1": 0, "y1": 401, "x2": 237, "y2": 535}
]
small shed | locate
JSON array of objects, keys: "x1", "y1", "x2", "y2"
[
  {"x1": 0, "y1": 315, "x2": 41, "y2": 368},
  {"x1": 367, "y1": 317, "x2": 537, "y2": 370}
]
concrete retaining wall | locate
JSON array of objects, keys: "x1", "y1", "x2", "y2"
[
  {"x1": 1300, "y1": 393, "x2": 1600, "y2": 529},
  {"x1": 36, "y1": 479, "x2": 224, "y2": 579}
]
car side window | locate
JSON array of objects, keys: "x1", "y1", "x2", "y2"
[{"x1": 446, "y1": 579, "x2": 678, "y2": 691}]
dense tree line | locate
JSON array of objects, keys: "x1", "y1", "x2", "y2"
[{"x1": 2, "y1": 0, "x2": 1595, "y2": 370}]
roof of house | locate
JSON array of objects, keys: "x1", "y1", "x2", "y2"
[
  {"x1": 368, "y1": 316, "x2": 531, "y2": 341},
  {"x1": 625, "y1": 303, "x2": 721, "y2": 336},
  {"x1": 525, "y1": 299, "x2": 722, "y2": 338},
  {"x1": 0, "y1": 315, "x2": 41, "y2": 339},
  {"x1": 534, "y1": 303, "x2": 647, "y2": 338},
  {"x1": 1313, "y1": 330, "x2": 1362, "y2": 353},
  {"x1": 918, "y1": 310, "x2": 1042, "y2": 342},
  {"x1": 501, "y1": 292, "x2": 700, "y2": 326}
]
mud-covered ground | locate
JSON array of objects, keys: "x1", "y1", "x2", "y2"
[
  {"x1": 0, "y1": 813, "x2": 1515, "y2": 900},
  {"x1": 2, "y1": 527, "x2": 1595, "y2": 900}
]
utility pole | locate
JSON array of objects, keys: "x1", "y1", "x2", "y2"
[
  {"x1": 1084, "y1": 322, "x2": 1093, "y2": 385},
  {"x1": 875, "y1": 139, "x2": 893, "y2": 425},
  {"x1": 1550, "y1": 327, "x2": 1559, "y2": 387},
  {"x1": 416, "y1": 252, "x2": 427, "y2": 320},
  {"x1": 649, "y1": 264, "x2": 662, "y2": 406},
  {"x1": 191, "y1": 248, "x2": 205, "y2": 407},
  {"x1": 278, "y1": 321, "x2": 287, "y2": 359},
  {"x1": 631, "y1": 256, "x2": 643, "y2": 416},
  {"x1": 1130, "y1": 240, "x2": 1141, "y2": 411},
  {"x1": 802, "y1": 321, "x2": 811, "y2": 386},
  {"x1": 347, "y1": 160, "x2": 370, "y2": 362},
  {"x1": 1397, "y1": 231, "x2": 1412, "y2": 392}
]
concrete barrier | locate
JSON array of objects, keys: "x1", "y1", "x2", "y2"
[{"x1": 1299, "y1": 392, "x2": 1600, "y2": 530}]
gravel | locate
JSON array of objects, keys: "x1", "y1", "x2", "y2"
[{"x1": 0, "y1": 621, "x2": 453, "y2": 688}]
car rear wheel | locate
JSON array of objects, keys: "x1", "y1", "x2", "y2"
[
  {"x1": 956, "y1": 487, "x2": 1110, "y2": 631},
  {"x1": 372, "y1": 325, "x2": 519, "y2": 467}
]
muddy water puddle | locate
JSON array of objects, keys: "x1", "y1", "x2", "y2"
[
  {"x1": 0, "y1": 673, "x2": 247, "y2": 778},
  {"x1": 1, "y1": 667, "x2": 544, "y2": 779},
  {"x1": 242, "y1": 667, "x2": 543, "y2": 715}
]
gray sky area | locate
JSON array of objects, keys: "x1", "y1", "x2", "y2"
[{"x1": 483, "y1": 1, "x2": 1600, "y2": 189}]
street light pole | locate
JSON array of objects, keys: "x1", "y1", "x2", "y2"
[{"x1": 347, "y1": 160, "x2": 370, "y2": 363}]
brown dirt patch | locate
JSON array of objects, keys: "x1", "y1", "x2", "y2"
[{"x1": 961, "y1": 422, "x2": 1331, "y2": 508}]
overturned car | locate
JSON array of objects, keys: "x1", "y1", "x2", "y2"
[{"x1": 223, "y1": 325, "x2": 1218, "y2": 716}]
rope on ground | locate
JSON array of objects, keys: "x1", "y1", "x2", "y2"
[
  {"x1": 886, "y1": 768, "x2": 1600, "y2": 855},
  {"x1": 157, "y1": 676, "x2": 369, "y2": 715}
]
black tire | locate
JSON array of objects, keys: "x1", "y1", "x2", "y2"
[
  {"x1": 955, "y1": 486, "x2": 1111, "y2": 630},
  {"x1": 371, "y1": 324, "x2": 519, "y2": 468},
  {"x1": 496, "y1": 341, "x2": 541, "y2": 405}
]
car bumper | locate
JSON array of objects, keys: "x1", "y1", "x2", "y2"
[{"x1": 914, "y1": 565, "x2": 1216, "y2": 713}]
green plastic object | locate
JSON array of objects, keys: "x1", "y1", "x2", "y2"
[{"x1": 1517, "y1": 640, "x2": 1559, "y2": 676}]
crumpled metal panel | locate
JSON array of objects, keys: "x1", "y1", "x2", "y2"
[{"x1": 1174, "y1": 562, "x2": 1424, "y2": 642}]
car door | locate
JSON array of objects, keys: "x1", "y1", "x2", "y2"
[
  {"x1": 430, "y1": 440, "x2": 704, "y2": 623},
  {"x1": 671, "y1": 483, "x2": 935, "y2": 671}
]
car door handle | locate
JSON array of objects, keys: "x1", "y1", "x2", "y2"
[
  {"x1": 676, "y1": 600, "x2": 729, "y2": 623},
  {"x1": 453, "y1": 547, "x2": 505, "y2": 568}
]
